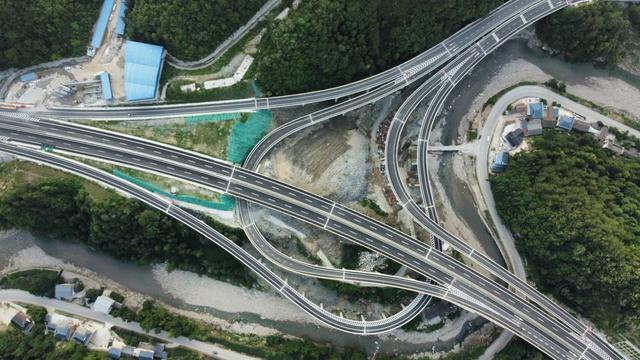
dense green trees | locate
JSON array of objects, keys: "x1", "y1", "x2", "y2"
[
  {"x1": 490, "y1": 130, "x2": 640, "y2": 332},
  {"x1": 0, "y1": 0, "x2": 101, "y2": 70},
  {"x1": 255, "y1": 0, "x2": 504, "y2": 95},
  {"x1": 0, "y1": 270, "x2": 61, "y2": 297},
  {"x1": 629, "y1": 4, "x2": 640, "y2": 31},
  {"x1": 535, "y1": 2, "x2": 631, "y2": 64},
  {"x1": 0, "y1": 176, "x2": 255, "y2": 286},
  {"x1": 126, "y1": 0, "x2": 265, "y2": 60}
]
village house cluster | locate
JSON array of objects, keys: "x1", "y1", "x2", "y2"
[{"x1": 492, "y1": 98, "x2": 639, "y2": 173}]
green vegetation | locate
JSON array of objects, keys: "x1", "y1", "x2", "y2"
[
  {"x1": 84, "y1": 288, "x2": 104, "y2": 303},
  {"x1": 544, "y1": 78, "x2": 567, "y2": 94},
  {"x1": 256, "y1": 0, "x2": 504, "y2": 95},
  {"x1": 535, "y1": 2, "x2": 631, "y2": 64},
  {"x1": 495, "y1": 338, "x2": 549, "y2": 360},
  {"x1": 0, "y1": 270, "x2": 61, "y2": 297},
  {"x1": 126, "y1": 0, "x2": 265, "y2": 61},
  {"x1": 466, "y1": 129, "x2": 478, "y2": 142},
  {"x1": 0, "y1": 0, "x2": 100, "y2": 70},
  {"x1": 0, "y1": 161, "x2": 255, "y2": 287},
  {"x1": 114, "y1": 301, "x2": 368, "y2": 359},
  {"x1": 630, "y1": 4, "x2": 640, "y2": 31},
  {"x1": 166, "y1": 347, "x2": 214, "y2": 359},
  {"x1": 609, "y1": 127, "x2": 640, "y2": 149},
  {"x1": 109, "y1": 291, "x2": 125, "y2": 303},
  {"x1": 0, "y1": 306, "x2": 107, "y2": 359},
  {"x1": 84, "y1": 119, "x2": 233, "y2": 159},
  {"x1": 112, "y1": 327, "x2": 162, "y2": 347},
  {"x1": 490, "y1": 130, "x2": 640, "y2": 340},
  {"x1": 166, "y1": 81, "x2": 255, "y2": 103},
  {"x1": 358, "y1": 198, "x2": 387, "y2": 217}
]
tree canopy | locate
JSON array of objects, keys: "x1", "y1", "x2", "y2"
[
  {"x1": 255, "y1": 0, "x2": 505, "y2": 96},
  {"x1": 125, "y1": 0, "x2": 265, "y2": 61},
  {"x1": 535, "y1": 2, "x2": 631, "y2": 64},
  {"x1": 0, "y1": 0, "x2": 101, "y2": 70},
  {"x1": 0, "y1": 175, "x2": 255, "y2": 287},
  {"x1": 490, "y1": 130, "x2": 640, "y2": 332}
]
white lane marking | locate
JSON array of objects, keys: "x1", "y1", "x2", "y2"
[
  {"x1": 425, "y1": 247, "x2": 433, "y2": 259},
  {"x1": 443, "y1": 279, "x2": 456, "y2": 299},
  {"x1": 241, "y1": 222, "x2": 255, "y2": 230},
  {"x1": 225, "y1": 166, "x2": 236, "y2": 193},
  {"x1": 491, "y1": 32, "x2": 500, "y2": 42},
  {"x1": 442, "y1": 42, "x2": 453, "y2": 56},
  {"x1": 477, "y1": 42, "x2": 487, "y2": 55},
  {"x1": 323, "y1": 203, "x2": 337, "y2": 229}
]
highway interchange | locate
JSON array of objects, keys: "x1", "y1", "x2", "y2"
[{"x1": 0, "y1": 0, "x2": 628, "y2": 359}]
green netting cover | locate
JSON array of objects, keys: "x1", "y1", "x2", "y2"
[
  {"x1": 251, "y1": 80, "x2": 263, "y2": 97},
  {"x1": 186, "y1": 112, "x2": 241, "y2": 124},
  {"x1": 227, "y1": 109, "x2": 271, "y2": 164},
  {"x1": 113, "y1": 169, "x2": 235, "y2": 210}
]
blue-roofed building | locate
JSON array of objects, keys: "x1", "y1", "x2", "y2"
[
  {"x1": 115, "y1": 0, "x2": 127, "y2": 36},
  {"x1": 528, "y1": 102, "x2": 544, "y2": 119},
  {"x1": 138, "y1": 350, "x2": 154, "y2": 360},
  {"x1": 124, "y1": 41, "x2": 165, "y2": 101},
  {"x1": 108, "y1": 346, "x2": 122, "y2": 359},
  {"x1": 72, "y1": 327, "x2": 93, "y2": 345},
  {"x1": 20, "y1": 72, "x2": 37, "y2": 82},
  {"x1": 558, "y1": 115, "x2": 575, "y2": 131},
  {"x1": 88, "y1": 0, "x2": 115, "y2": 56},
  {"x1": 491, "y1": 151, "x2": 509, "y2": 173},
  {"x1": 99, "y1": 71, "x2": 113, "y2": 101},
  {"x1": 54, "y1": 284, "x2": 74, "y2": 300},
  {"x1": 54, "y1": 323, "x2": 71, "y2": 340}
]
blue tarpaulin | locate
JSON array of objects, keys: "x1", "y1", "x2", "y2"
[
  {"x1": 558, "y1": 115, "x2": 575, "y2": 131},
  {"x1": 99, "y1": 71, "x2": 113, "y2": 101},
  {"x1": 491, "y1": 151, "x2": 509, "y2": 173},
  {"x1": 115, "y1": 0, "x2": 127, "y2": 36},
  {"x1": 124, "y1": 41, "x2": 164, "y2": 101},
  {"x1": 91, "y1": 0, "x2": 115, "y2": 49},
  {"x1": 528, "y1": 102, "x2": 543, "y2": 119},
  {"x1": 20, "y1": 72, "x2": 37, "y2": 82}
]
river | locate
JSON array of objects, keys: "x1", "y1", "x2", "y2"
[{"x1": 435, "y1": 36, "x2": 640, "y2": 265}]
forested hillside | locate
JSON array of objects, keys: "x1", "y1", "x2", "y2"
[
  {"x1": 490, "y1": 131, "x2": 640, "y2": 335},
  {"x1": 126, "y1": 0, "x2": 265, "y2": 60},
  {"x1": 255, "y1": 0, "x2": 505, "y2": 95},
  {"x1": 535, "y1": 2, "x2": 631, "y2": 64},
  {"x1": 0, "y1": 0, "x2": 101, "y2": 70},
  {"x1": 0, "y1": 164, "x2": 255, "y2": 287}
]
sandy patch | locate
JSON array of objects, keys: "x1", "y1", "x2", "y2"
[
  {"x1": 568, "y1": 77, "x2": 640, "y2": 119},
  {"x1": 151, "y1": 265, "x2": 312, "y2": 324}
]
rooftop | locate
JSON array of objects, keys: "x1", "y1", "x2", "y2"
[
  {"x1": 92, "y1": 295, "x2": 115, "y2": 314},
  {"x1": 20, "y1": 72, "x2": 37, "y2": 82},
  {"x1": 91, "y1": 0, "x2": 115, "y2": 49},
  {"x1": 115, "y1": 0, "x2": 127, "y2": 36},
  {"x1": 529, "y1": 102, "x2": 544, "y2": 119},
  {"x1": 55, "y1": 283, "x2": 75, "y2": 300},
  {"x1": 124, "y1": 41, "x2": 165, "y2": 101},
  {"x1": 558, "y1": 115, "x2": 575, "y2": 131},
  {"x1": 99, "y1": 71, "x2": 113, "y2": 101}
]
